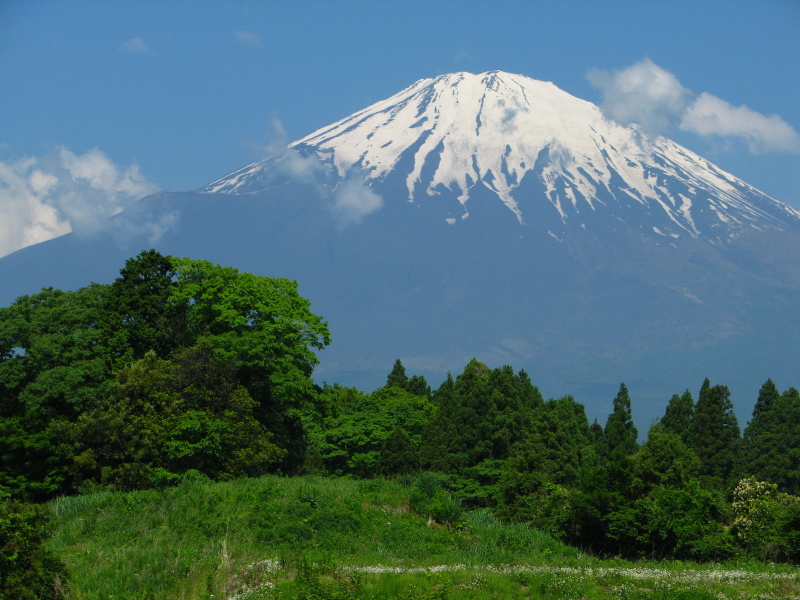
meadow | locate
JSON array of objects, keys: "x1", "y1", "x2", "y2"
[{"x1": 45, "y1": 474, "x2": 800, "y2": 599}]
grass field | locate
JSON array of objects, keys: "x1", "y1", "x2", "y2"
[{"x1": 45, "y1": 475, "x2": 800, "y2": 599}]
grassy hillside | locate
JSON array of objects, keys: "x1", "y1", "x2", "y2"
[{"x1": 45, "y1": 475, "x2": 800, "y2": 599}]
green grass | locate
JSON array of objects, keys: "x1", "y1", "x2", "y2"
[{"x1": 46, "y1": 475, "x2": 800, "y2": 599}]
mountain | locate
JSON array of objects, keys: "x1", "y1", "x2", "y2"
[{"x1": 2, "y1": 70, "x2": 799, "y2": 426}]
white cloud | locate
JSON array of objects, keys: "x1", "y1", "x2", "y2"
[
  {"x1": 119, "y1": 37, "x2": 152, "y2": 54},
  {"x1": 587, "y1": 58, "x2": 691, "y2": 135},
  {"x1": 680, "y1": 92, "x2": 800, "y2": 154},
  {"x1": 260, "y1": 117, "x2": 384, "y2": 225},
  {"x1": 588, "y1": 58, "x2": 800, "y2": 154},
  {"x1": 0, "y1": 148, "x2": 163, "y2": 258},
  {"x1": 332, "y1": 177, "x2": 383, "y2": 225},
  {"x1": 235, "y1": 31, "x2": 262, "y2": 48}
]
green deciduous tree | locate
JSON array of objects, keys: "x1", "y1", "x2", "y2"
[
  {"x1": 632, "y1": 424, "x2": 699, "y2": 495},
  {"x1": 305, "y1": 385, "x2": 432, "y2": 478},
  {"x1": 0, "y1": 250, "x2": 332, "y2": 495}
]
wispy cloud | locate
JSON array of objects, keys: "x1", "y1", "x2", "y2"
[
  {"x1": 259, "y1": 117, "x2": 383, "y2": 225},
  {"x1": 588, "y1": 58, "x2": 800, "y2": 154},
  {"x1": 455, "y1": 49, "x2": 475, "y2": 62},
  {"x1": 0, "y1": 147, "x2": 171, "y2": 258},
  {"x1": 119, "y1": 37, "x2": 153, "y2": 54},
  {"x1": 235, "y1": 31, "x2": 262, "y2": 48},
  {"x1": 332, "y1": 177, "x2": 383, "y2": 225}
]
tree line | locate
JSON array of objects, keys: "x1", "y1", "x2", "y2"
[{"x1": 1, "y1": 251, "x2": 798, "y2": 570}]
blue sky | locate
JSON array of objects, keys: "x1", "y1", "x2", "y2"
[{"x1": 1, "y1": 0, "x2": 799, "y2": 255}]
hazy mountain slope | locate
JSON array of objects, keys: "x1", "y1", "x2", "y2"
[{"x1": 2, "y1": 71, "x2": 799, "y2": 426}]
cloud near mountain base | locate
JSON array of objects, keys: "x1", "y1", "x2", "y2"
[
  {"x1": 0, "y1": 147, "x2": 171, "y2": 258},
  {"x1": 332, "y1": 177, "x2": 383, "y2": 225}
]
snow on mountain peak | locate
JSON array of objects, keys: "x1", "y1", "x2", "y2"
[{"x1": 202, "y1": 71, "x2": 800, "y2": 236}]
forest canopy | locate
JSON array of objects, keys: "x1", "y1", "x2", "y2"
[{"x1": 1, "y1": 251, "x2": 799, "y2": 566}]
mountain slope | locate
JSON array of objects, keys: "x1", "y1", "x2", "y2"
[
  {"x1": 2, "y1": 70, "x2": 799, "y2": 426},
  {"x1": 203, "y1": 71, "x2": 800, "y2": 242}
]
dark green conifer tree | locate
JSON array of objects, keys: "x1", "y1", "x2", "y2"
[
  {"x1": 691, "y1": 379, "x2": 740, "y2": 488},
  {"x1": 739, "y1": 384, "x2": 800, "y2": 495},
  {"x1": 386, "y1": 359, "x2": 408, "y2": 389},
  {"x1": 379, "y1": 428, "x2": 421, "y2": 476},
  {"x1": 420, "y1": 359, "x2": 543, "y2": 502},
  {"x1": 661, "y1": 389, "x2": 694, "y2": 444},
  {"x1": 602, "y1": 383, "x2": 639, "y2": 458},
  {"x1": 406, "y1": 375, "x2": 430, "y2": 398}
]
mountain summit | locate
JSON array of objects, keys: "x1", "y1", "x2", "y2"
[
  {"x1": 3, "y1": 70, "x2": 800, "y2": 424},
  {"x1": 203, "y1": 71, "x2": 799, "y2": 241}
]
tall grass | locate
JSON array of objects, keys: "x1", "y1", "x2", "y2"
[{"x1": 46, "y1": 475, "x2": 800, "y2": 599}]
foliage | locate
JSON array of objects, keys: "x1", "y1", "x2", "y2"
[
  {"x1": 731, "y1": 477, "x2": 800, "y2": 562},
  {"x1": 5, "y1": 256, "x2": 800, "y2": 572},
  {"x1": 631, "y1": 425, "x2": 699, "y2": 495},
  {"x1": 602, "y1": 383, "x2": 638, "y2": 459},
  {"x1": 66, "y1": 347, "x2": 285, "y2": 491},
  {"x1": 660, "y1": 389, "x2": 694, "y2": 444},
  {"x1": 0, "y1": 250, "x2": 331, "y2": 497},
  {"x1": 421, "y1": 360, "x2": 543, "y2": 503},
  {"x1": 495, "y1": 396, "x2": 593, "y2": 532},
  {"x1": 0, "y1": 500, "x2": 69, "y2": 600},
  {"x1": 738, "y1": 384, "x2": 800, "y2": 495},
  {"x1": 690, "y1": 379, "x2": 740, "y2": 489},
  {"x1": 305, "y1": 385, "x2": 433, "y2": 477}
]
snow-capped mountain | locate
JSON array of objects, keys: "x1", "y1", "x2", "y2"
[
  {"x1": 202, "y1": 71, "x2": 800, "y2": 241},
  {"x1": 3, "y1": 70, "x2": 800, "y2": 426}
]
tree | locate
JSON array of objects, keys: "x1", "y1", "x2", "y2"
[
  {"x1": 422, "y1": 360, "x2": 542, "y2": 474},
  {"x1": 0, "y1": 286, "x2": 108, "y2": 499},
  {"x1": 632, "y1": 480, "x2": 735, "y2": 561},
  {"x1": 406, "y1": 375, "x2": 430, "y2": 398},
  {"x1": 165, "y1": 257, "x2": 331, "y2": 472},
  {"x1": 379, "y1": 428, "x2": 421, "y2": 476},
  {"x1": 691, "y1": 379, "x2": 740, "y2": 489},
  {"x1": 0, "y1": 251, "x2": 332, "y2": 494},
  {"x1": 602, "y1": 383, "x2": 639, "y2": 459},
  {"x1": 420, "y1": 360, "x2": 543, "y2": 505},
  {"x1": 0, "y1": 285, "x2": 108, "y2": 420},
  {"x1": 732, "y1": 477, "x2": 800, "y2": 562},
  {"x1": 0, "y1": 500, "x2": 69, "y2": 599},
  {"x1": 101, "y1": 249, "x2": 182, "y2": 365},
  {"x1": 661, "y1": 389, "x2": 694, "y2": 444},
  {"x1": 386, "y1": 359, "x2": 408, "y2": 389},
  {"x1": 67, "y1": 348, "x2": 286, "y2": 491},
  {"x1": 495, "y1": 395, "x2": 593, "y2": 532},
  {"x1": 305, "y1": 386, "x2": 432, "y2": 478},
  {"x1": 739, "y1": 386, "x2": 800, "y2": 495},
  {"x1": 632, "y1": 424, "x2": 699, "y2": 495}
]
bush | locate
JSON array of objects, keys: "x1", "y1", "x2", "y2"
[{"x1": 0, "y1": 500, "x2": 69, "y2": 600}]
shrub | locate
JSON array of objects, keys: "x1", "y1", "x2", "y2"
[{"x1": 0, "y1": 500, "x2": 69, "y2": 600}]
